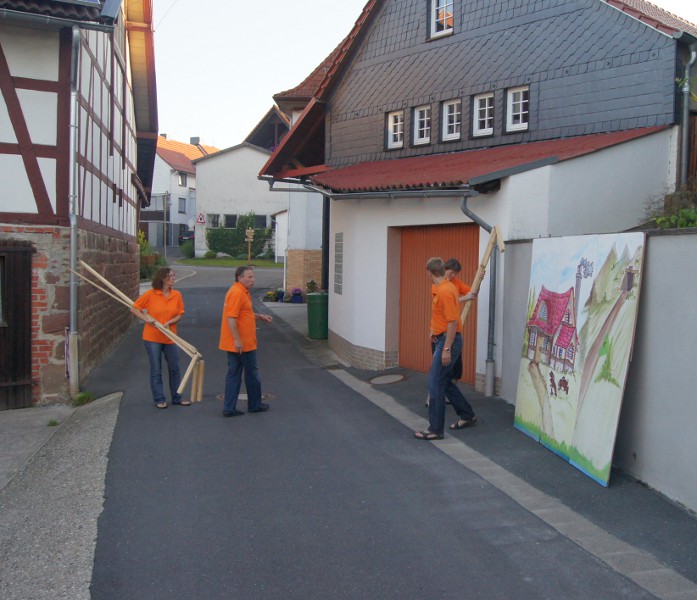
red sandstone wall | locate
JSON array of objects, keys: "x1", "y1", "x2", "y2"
[{"x1": 1, "y1": 225, "x2": 138, "y2": 404}]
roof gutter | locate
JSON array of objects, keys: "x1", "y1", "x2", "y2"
[{"x1": 0, "y1": 8, "x2": 116, "y2": 33}]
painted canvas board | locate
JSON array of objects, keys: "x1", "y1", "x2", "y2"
[{"x1": 514, "y1": 233, "x2": 645, "y2": 486}]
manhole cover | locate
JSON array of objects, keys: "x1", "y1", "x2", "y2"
[{"x1": 369, "y1": 374, "x2": 405, "y2": 385}]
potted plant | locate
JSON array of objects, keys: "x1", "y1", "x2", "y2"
[
  {"x1": 290, "y1": 287, "x2": 303, "y2": 303},
  {"x1": 275, "y1": 288, "x2": 285, "y2": 302}
]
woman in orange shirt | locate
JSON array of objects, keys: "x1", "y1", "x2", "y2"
[{"x1": 131, "y1": 267, "x2": 186, "y2": 409}]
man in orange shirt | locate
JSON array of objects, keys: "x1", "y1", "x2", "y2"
[
  {"x1": 219, "y1": 266, "x2": 273, "y2": 417},
  {"x1": 415, "y1": 258, "x2": 477, "y2": 441}
]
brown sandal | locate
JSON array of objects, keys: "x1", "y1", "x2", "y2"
[
  {"x1": 450, "y1": 417, "x2": 477, "y2": 430},
  {"x1": 414, "y1": 430, "x2": 444, "y2": 441}
]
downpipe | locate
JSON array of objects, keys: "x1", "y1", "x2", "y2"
[
  {"x1": 68, "y1": 26, "x2": 80, "y2": 399},
  {"x1": 460, "y1": 194, "x2": 498, "y2": 398},
  {"x1": 680, "y1": 44, "x2": 697, "y2": 186}
]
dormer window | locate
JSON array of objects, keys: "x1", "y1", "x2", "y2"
[
  {"x1": 430, "y1": 0, "x2": 454, "y2": 39},
  {"x1": 413, "y1": 105, "x2": 431, "y2": 145},
  {"x1": 386, "y1": 110, "x2": 404, "y2": 150}
]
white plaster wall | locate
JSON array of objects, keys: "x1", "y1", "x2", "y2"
[
  {"x1": 287, "y1": 190, "x2": 323, "y2": 249},
  {"x1": 615, "y1": 232, "x2": 697, "y2": 514},
  {"x1": 0, "y1": 155, "x2": 34, "y2": 212},
  {"x1": 0, "y1": 25, "x2": 59, "y2": 80},
  {"x1": 548, "y1": 129, "x2": 677, "y2": 236},
  {"x1": 274, "y1": 210, "x2": 288, "y2": 263},
  {"x1": 195, "y1": 145, "x2": 288, "y2": 255}
]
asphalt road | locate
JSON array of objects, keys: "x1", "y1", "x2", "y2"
[{"x1": 84, "y1": 268, "x2": 658, "y2": 600}]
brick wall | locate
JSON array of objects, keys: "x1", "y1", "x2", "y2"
[
  {"x1": 328, "y1": 329, "x2": 399, "y2": 371},
  {"x1": 285, "y1": 249, "x2": 322, "y2": 296},
  {"x1": 1, "y1": 226, "x2": 138, "y2": 404}
]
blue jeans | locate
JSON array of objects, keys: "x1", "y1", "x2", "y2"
[
  {"x1": 224, "y1": 350, "x2": 262, "y2": 413},
  {"x1": 428, "y1": 333, "x2": 476, "y2": 435},
  {"x1": 144, "y1": 341, "x2": 182, "y2": 404}
]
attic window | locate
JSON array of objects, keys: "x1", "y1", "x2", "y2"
[
  {"x1": 539, "y1": 301, "x2": 548, "y2": 321},
  {"x1": 430, "y1": 0, "x2": 454, "y2": 39},
  {"x1": 178, "y1": 172, "x2": 188, "y2": 187}
]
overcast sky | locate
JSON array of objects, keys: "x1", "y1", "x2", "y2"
[{"x1": 153, "y1": 0, "x2": 697, "y2": 150}]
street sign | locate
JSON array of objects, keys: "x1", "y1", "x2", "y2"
[{"x1": 196, "y1": 212, "x2": 205, "y2": 224}]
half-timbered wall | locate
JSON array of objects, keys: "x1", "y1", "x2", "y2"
[{"x1": 0, "y1": 9, "x2": 143, "y2": 405}]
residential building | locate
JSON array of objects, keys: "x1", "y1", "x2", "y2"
[
  {"x1": 140, "y1": 135, "x2": 218, "y2": 247},
  {"x1": 260, "y1": 0, "x2": 697, "y2": 508},
  {"x1": 0, "y1": 0, "x2": 157, "y2": 407},
  {"x1": 262, "y1": 0, "x2": 696, "y2": 381}
]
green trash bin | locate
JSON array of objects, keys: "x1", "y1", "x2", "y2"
[{"x1": 306, "y1": 292, "x2": 328, "y2": 339}]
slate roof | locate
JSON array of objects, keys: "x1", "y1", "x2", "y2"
[
  {"x1": 529, "y1": 286, "x2": 575, "y2": 338},
  {"x1": 311, "y1": 126, "x2": 667, "y2": 193},
  {"x1": 157, "y1": 137, "x2": 219, "y2": 175},
  {"x1": 260, "y1": 0, "x2": 696, "y2": 181}
]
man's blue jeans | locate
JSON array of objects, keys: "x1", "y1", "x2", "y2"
[
  {"x1": 428, "y1": 333, "x2": 476, "y2": 435},
  {"x1": 224, "y1": 350, "x2": 262, "y2": 413},
  {"x1": 143, "y1": 341, "x2": 182, "y2": 404}
]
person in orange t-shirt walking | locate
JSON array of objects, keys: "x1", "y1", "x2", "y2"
[
  {"x1": 414, "y1": 258, "x2": 477, "y2": 441},
  {"x1": 219, "y1": 266, "x2": 273, "y2": 417},
  {"x1": 131, "y1": 267, "x2": 186, "y2": 409}
]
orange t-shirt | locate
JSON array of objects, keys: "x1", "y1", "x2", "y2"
[
  {"x1": 133, "y1": 288, "x2": 185, "y2": 344},
  {"x1": 219, "y1": 282, "x2": 257, "y2": 352},
  {"x1": 431, "y1": 280, "x2": 460, "y2": 335},
  {"x1": 450, "y1": 276, "x2": 472, "y2": 297}
]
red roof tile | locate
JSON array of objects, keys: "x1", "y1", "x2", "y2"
[
  {"x1": 311, "y1": 126, "x2": 667, "y2": 193},
  {"x1": 157, "y1": 136, "x2": 219, "y2": 175},
  {"x1": 604, "y1": 0, "x2": 697, "y2": 36}
]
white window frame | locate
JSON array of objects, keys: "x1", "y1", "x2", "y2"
[
  {"x1": 430, "y1": 0, "x2": 454, "y2": 39},
  {"x1": 441, "y1": 99, "x2": 461, "y2": 141},
  {"x1": 506, "y1": 86, "x2": 529, "y2": 132},
  {"x1": 413, "y1": 105, "x2": 431, "y2": 145},
  {"x1": 473, "y1": 92, "x2": 494, "y2": 137},
  {"x1": 178, "y1": 172, "x2": 188, "y2": 187},
  {"x1": 386, "y1": 110, "x2": 404, "y2": 149}
]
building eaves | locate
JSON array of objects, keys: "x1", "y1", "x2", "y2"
[
  {"x1": 193, "y1": 141, "x2": 271, "y2": 165},
  {"x1": 311, "y1": 126, "x2": 668, "y2": 194}
]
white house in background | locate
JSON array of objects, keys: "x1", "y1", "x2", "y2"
[
  {"x1": 140, "y1": 135, "x2": 218, "y2": 246},
  {"x1": 194, "y1": 106, "x2": 324, "y2": 293},
  {"x1": 193, "y1": 142, "x2": 286, "y2": 257}
]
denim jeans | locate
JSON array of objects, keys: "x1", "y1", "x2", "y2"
[
  {"x1": 224, "y1": 350, "x2": 262, "y2": 413},
  {"x1": 428, "y1": 333, "x2": 476, "y2": 435},
  {"x1": 144, "y1": 341, "x2": 182, "y2": 404}
]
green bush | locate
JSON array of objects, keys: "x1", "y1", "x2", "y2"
[
  {"x1": 205, "y1": 250, "x2": 217, "y2": 259},
  {"x1": 651, "y1": 177, "x2": 697, "y2": 229},
  {"x1": 180, "y1": 240, "x2": 195, "y2": 258},
  {"x1": 206, "y1": 211, "x2": 272, "y2": 257}
]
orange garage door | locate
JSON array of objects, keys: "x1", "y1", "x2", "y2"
[{"x1": 399, "y1": 224, "x2": 479, "y2": 383}]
